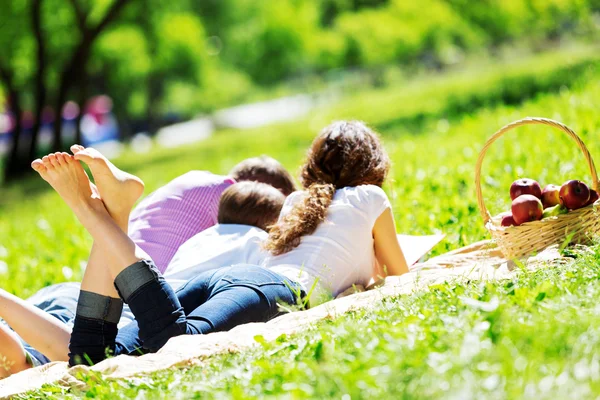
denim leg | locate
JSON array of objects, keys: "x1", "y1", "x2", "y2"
[
  {"x1": 174, "y1": 269, "x2": 218, "y2": 314},
  {"x1": 114, "y1": 270, "x2": 215, "y2": 355},
  {"x1": 68, "y1": 291, "x2": 123, "y2": 366},
  {"x1": 114, "y1": 320, "x2": 143, "y2": 356},
  {"x1": 183, "y1": 265, "x2": 301, "y2": 334},
  {"x1": 28, "y1": 282, "x2": 80, "y2": 326},
  {"x1": 111, "y1": 263, "x2": 301, "y2": 356},
  {"x1": 114, "y1": 260, "x2": 188, "y2": 353}
]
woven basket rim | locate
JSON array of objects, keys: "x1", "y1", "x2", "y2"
[{"x1": 487, "y1": 200, "x2": 599, "y2": 230}]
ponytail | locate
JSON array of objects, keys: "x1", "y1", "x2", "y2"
[{"x1": 265, "y1": 183, "x2": 335, "y2": 255}]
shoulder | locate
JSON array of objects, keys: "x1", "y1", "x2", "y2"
[
  {"x1": 172, "y1": 171, "x2": 234, "y2": 189},
  {"x1": 148, "y1": 171, "x2": 233, "y2": 202},
  {"x1": 336, "y1": 185, "x2": 391, "y2": 219},
  {"x1": 338, "y1": 185, "x2": 389, "y2": 202},
  {"x1": 215, "y1": 224, "x2": 268, "y2": 239}
]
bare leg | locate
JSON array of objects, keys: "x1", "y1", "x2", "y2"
[
  {"x1": 0, "y1": 156, "x2": 107, "y2": 371},
  {"x1": 0, "y1": 289, "x2": 70, "y2": 363},
  {"x1": 32, "y1": 155, "x2": 121, "y2": 298},
  {"x1": 0, "y1": 323, "x2": 29, "y2": 378},
  {"x1": 0, "y1": 153, "x2": 145, "y2": 371},
  {"x1": 32, "y1": 153, "x2": 144, "y2": 281}
]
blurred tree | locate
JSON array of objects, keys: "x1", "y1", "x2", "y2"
[
  {"x1": 319, "y1": 0, "x2": 390, "y2": 26},
  {"x1": 90, "y1": 0, "x2": 209, "y2": 136},
  {"x1": 50, "y1": 0, "x2": 130, "y2": 150},
  {"x1": 0, "y1": 0, "x2": 598, "y2": 181},
  {"x1": 213, "y1": 0, "x2": 321, "y2": 84},
  {"x1": 0, "y1": 0, "x2": 36, "y2": 179},
  {"x1": 334, "y1": 0, "x2": 483, "y2": 68},
  {"x1": 0, "y1": 0, "x2": 131, "y2": 180}
]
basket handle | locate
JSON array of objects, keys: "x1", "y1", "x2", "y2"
[{"x1": 475, "y1": 117, "x2": 599, "y2": 225}]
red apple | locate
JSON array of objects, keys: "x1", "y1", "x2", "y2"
[
  {"x1": 511, "y1": 194, "x2": 543, "y2": 225},
  {"x1": 586, "y1": 189, "x2": 599, "y2": 206},
  {"x1": 541, "y1": 184, "x2": 561, "y2": 209},
  {"x1": 501, "y1": 214, "x2": 517, "y2": 227},
  {"x1": 510, "y1": 178, "x2": 542, "y2": 200},
  {"x1": 559, "y1": 180, "x2": 590, "y2": 210}
]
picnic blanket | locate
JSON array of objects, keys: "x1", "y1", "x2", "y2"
[{"x1": 0, "y1": 241, "x2": 573, "y2": 398}]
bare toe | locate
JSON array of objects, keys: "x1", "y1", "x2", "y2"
[
  {"x1": 55, "y1": 153, "x2": 66, "y2": 165},
  {"x1": 42, "y1": 155, "x2": 53, "y2": 169},
  {"x1": 61, "y1": 152, "x2": 73, "y2": 164},
  {"x1": 48, "y1": 153, "x2": 60, "y2": 167},
  {"x1": 31, "y1": 159, "x2": 46, "y2": 173},
  {"x1": 73, "y1": 148, "x2": 91, "y2": 161},
  {"x1": 70, "y1": 144, "x2": 84, "y2": 154}
]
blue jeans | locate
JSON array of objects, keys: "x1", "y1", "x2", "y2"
[{"x1": 69, "y1": 262, "x2": 303, "y2": 366}]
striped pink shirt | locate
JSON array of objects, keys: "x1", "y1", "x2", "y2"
[{"x1": 128, "y1": 171, "x2": 235, "y2": 273}]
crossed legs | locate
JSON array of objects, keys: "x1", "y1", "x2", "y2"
[
  {"x1": 30, "y1": 150, "x2": 186, "y2": 364},
  {"x1": 0, "y1": 148, "x2": 144, "y2": 378}
]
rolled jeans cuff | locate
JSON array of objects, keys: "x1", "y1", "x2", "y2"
[
  {"x1": 76, "y1": 290, "x2": 123, "y2": 324},
  {"x1": 114, "y1": 259, "x2": 161, "y2": 303}
]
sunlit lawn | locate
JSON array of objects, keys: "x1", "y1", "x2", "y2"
[{"x1": 4, "y1": 45, "x2": 600, "y2": 398}]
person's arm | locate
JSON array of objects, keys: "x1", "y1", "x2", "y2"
[
  {"x1": 0, "y1": 289, "x2": 71, "y2": 362},
  {"x1": 372, "y1": 207, "x2": 409, "y2": 278}
]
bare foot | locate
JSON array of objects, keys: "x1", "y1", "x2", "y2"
[
  {"x1": 33, "y1": 155, "x2": 101, "y2": 199},
  {"x1": 31, "y1": 152, "x2": 105, "y2": 215},
  {"x1": 70, "y1": 145, "x2": 144, "y2": 219}
]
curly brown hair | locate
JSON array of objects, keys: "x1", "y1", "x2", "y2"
[{"x1": 265, "y1": 121, "x2": 390, "y2": 255}]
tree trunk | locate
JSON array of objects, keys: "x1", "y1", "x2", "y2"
[
  {"x1": 0, "y1": 66, "x2": 29, "y2": 181},
  {"x1": 29, "y1": 0, "x2": 47, "y2": 161},
  {"x1": 112, "y1": 96, "x2": 132, "y2": 139},
  {"x1": 51, "y1": 70, "x2": 70, "y2": 152},
  {"x1": 51, "y1": 0, "x2": 131, "y2": 152},
  {"x1": 3, "y1": 100, "x2": 27, "y2": 180},
  {"x1": 75, "y1": 74, "x2": 87, "y2": 145},
  {"x1": 52, "y1": 42, "x2": 93, "y2": 151},
  {"x1": 146, "y1": 73, "x2": 163, "y2": 135}
]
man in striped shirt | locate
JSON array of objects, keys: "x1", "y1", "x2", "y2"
[{"x1": 128, "y1": 156, "x2": 296, "y2": 273}]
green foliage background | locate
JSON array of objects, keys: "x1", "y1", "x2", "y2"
[{"x1": 1, "y1": 0, "x2": 599, "y2": 122}]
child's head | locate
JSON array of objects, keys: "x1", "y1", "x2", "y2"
[
  {"x1": 218, "y1": 181, "x2": 286, "y2": 231},
  {"x1": 266, "y1": 121, "x2": 389, "y2": 255},
  {"x1": 229, "y1": 156, "x2": 296, "y2": 196},
  {"x1": 300, "y1": 120, "x2": 389, "y2": 189}
]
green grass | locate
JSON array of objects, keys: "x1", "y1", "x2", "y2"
[
  {"x1": 25, "y1": 246, "x2": 600, "y2": 399},
  {"x1": 3, "y1": 44, "x2": 600, "y2": 398},
  {"x1": 2, "y1": 44, "x2": 600, "y2": 298}
]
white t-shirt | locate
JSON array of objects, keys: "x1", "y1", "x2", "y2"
[
  {"x1": 164, "y1": 223, "x2": 268, "y2": 290},
  {"x1": 119, "y1": 223, "x2": 268, "y2": 327},
  {"x1": 263, "y1": 185, "x2": 391, "y2": 305}
]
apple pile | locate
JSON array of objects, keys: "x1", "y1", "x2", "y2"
[{"x1": 500, "y1": 178, "x2": 599, "y2": 227}]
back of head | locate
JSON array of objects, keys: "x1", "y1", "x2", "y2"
[
  {"x1": 265, "y1": 121, "x2": 390, "y2": 255},
  {"x1": 229, "y1": 156, "x2": 296, "y2": 196},
  {"x1": 218, "y1": 181, "x2": 286, "y2": 231}
]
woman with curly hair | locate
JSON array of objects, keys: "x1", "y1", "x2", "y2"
[{"x1": 264, "y1": 120, "x2": 408, "y2": 304}]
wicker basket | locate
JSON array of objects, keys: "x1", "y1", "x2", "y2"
[{"x1": 475, "y1": 117, "x2": 600, "y2": 259}]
